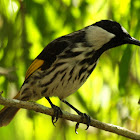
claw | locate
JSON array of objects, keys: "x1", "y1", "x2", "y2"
[
  {"x1": 75, "y1": 123, "x2": 79, "y2": 134},
  {"x1": 79, "y1": 113, "x2": 91, "y2": 130},
  {"x1": 51, "y1": 105, "x2": 62, "y2": 126},
  {"x1": 61, "y1": 100, "x2": 91, "y2": 132},
  {"x1": 52, "y1": 116, "x2": 58, "y2": 126},
  {"x1": 46, "y1": 97, "x2": 62, "y2": 126},
  {"x1": 52, "y1": 116, "x2": 56, "y2": 126},
  {"x1": 74, "y1": 113, "x2": 91, "y2": 134},
  {"x1": 83, "y1": 113, "x2": 91, "y2": 130}
]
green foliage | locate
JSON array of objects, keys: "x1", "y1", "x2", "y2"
[{"x1": 0, "y1": 0, "x2": 140, "y2": 139}]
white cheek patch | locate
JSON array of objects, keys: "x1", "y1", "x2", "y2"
[{"x1": 86, "y1": 26, "x2": 115, "y2": 50}]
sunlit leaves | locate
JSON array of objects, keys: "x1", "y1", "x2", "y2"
[{"x1": 0, "y1": 0, "x2": 140, "y2": 140}]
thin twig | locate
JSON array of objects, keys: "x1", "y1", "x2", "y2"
[{"x1": 0, "y1": 92, "x2": 140, "y2": 139}]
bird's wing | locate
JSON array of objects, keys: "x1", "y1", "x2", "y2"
[
  {"x1": 24, "y1": 39, "x2": 70, "y2": 80},
  {"x1": 25, "y1": 59, "x2": 44, "y2": 80}
]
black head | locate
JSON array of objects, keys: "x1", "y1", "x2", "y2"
[{"x1": 93, "y1": 20, "x2": 140, "y2": 49}]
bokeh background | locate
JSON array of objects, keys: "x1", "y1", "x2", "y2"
[{"x1": 0, "y1": 0, "x2": 140, "y2": 140}]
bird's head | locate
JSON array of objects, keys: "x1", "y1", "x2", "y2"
[{"x1": 85, "y1": 20, "x2": 140, "y2": 52}]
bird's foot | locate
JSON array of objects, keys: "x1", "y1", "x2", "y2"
[
  {"x1": 61, "y1": 99, "x2": 91, "y2": 133},
  {"x1": 46, "y1": 97, "x2": 62, "y2": 126},
  {"x1": 75, "y1": 113, "x2": 91, "y2": 134},
  {"x1": 51, "y1": 104, "x2": 62, "y2": 126}
]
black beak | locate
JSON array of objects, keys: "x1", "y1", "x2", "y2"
[{"x1": 124, "y1": 37, "x2": 140, "y2": 46}]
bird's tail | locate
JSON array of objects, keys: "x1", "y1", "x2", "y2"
[{"x1": 0, "y1": 92, "x2": 21, "y2": 127}]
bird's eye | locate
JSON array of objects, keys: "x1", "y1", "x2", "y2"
[
  {"x1": 112, "y1": 26, "x2": 118, "y2": 30},
  {"x1": 112, "y1": 26, "x2": 120, "y2": 35}
]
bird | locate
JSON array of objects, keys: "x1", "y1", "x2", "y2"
[{"x1": 0, "y1": 20, "x2": 140, "y2": 129}]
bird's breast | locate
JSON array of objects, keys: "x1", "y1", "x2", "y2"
[
  {"x1": 38, "y1": 46, "x2": 97, "y2": 99},
  {"x1": 20, "y1": 44, "x2": 97, "y2": 101}
]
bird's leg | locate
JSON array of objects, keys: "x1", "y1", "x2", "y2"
[
  {"x1": 45, "y1": 97, "x2": 62, "y2": 126},
  {"x1": 61, "y1": 99, "x2": 91, "y2": 133}
]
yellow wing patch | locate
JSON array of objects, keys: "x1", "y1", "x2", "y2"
[{"x1": 25, "y1": 59, "x2": 44, "y2": 80}]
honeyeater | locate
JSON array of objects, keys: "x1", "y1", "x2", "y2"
[{"x1": 0, "y1": 20, "x2": 140, "y2": 128}]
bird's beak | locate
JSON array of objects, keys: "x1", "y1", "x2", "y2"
[{"x1": 124, "y1": 37, "x2": 140, "y2": 46}]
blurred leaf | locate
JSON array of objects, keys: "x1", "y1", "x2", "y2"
[
  {"x1": 0, "y1": 0, "x2": 140, "y2": 139},
  {"x1": 76, "y1": 91, "x2": 97, "y2": 118},
  {"x1": 119, "y1": 46, "x2": 132, "y2": 95}
]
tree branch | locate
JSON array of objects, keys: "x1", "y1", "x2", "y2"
[
  {"x1": 0, "y1": 91, "x2": 140, "y2": 139},
  {"x1": 0, "y1": 67, "x2": 16, "y2": 81}
]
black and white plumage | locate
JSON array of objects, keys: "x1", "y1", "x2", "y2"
[{"x1": 0, "y1": 20, "x2": 140, "y2": 128}]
